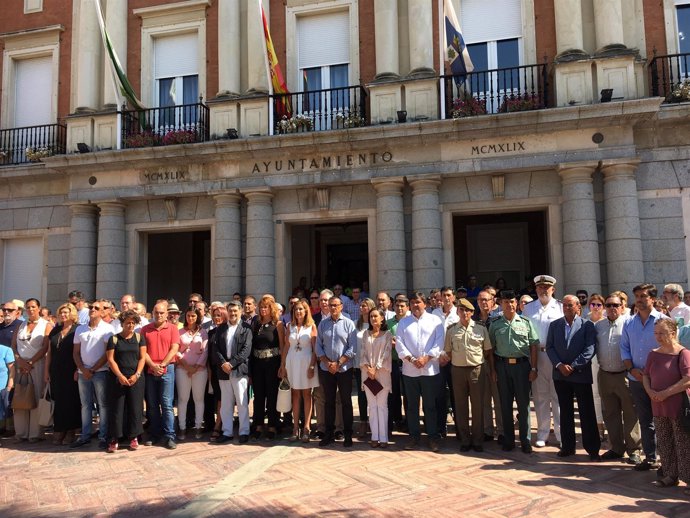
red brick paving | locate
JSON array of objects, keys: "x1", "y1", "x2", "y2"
[{"x1": 0, "y1": 422, "x2": 688, "y2": 517}]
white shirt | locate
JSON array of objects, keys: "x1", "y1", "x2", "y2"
[
  {"x1": 74, "y1": 319, "x2": 114, "y2": 372},
  {"x1": 522, "y1": 298, "x2": 564, "y2": 345},
  {"x1": 225, "y1": 324, "x2": 238, "y2": 358},
  {"x1": 432, "y1": 307, "x2": 459, "y2": 330},
  {"x1": 670, "y1": 302, "x2": 690, "y2": 327},
  {"x1": 395, "y1": 311, "x2": 444, "y2": 378}
]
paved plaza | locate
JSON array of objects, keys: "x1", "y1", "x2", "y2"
[{"x1": 1, "y1": 411, "x2": 688, "y2": 518}]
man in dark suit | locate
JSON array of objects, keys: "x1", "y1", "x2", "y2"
[
  {"x1": 546, "y1": 294, "x2": 601, "y2": 460},
  {"x1": 210, "y1": 300, "x2": 252, "y2": 444}
]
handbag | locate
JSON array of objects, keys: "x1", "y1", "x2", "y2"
[
  {"x1": 678, "y1": 350, "x2": 690, "y2": 432},
  {"x1": 276, "y1": 377, "x2": 292, "y2": 413},
  {"x1": 37, "y1": 384, "x2": 54, "y2": 427},
  {"x1": 12, "y1": 372, "x2": 37, "y2": 410},
  {"x1": 363, "y1": 376, "x2": 384, "y2": 396}
]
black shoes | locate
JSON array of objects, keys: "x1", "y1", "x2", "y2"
[
  {"x1": 165, "y1": 438, "x2": 177, "y2": 450},
  {"x1": 601, "y1": 450, "x2": 623, "y2": 461},
  {"x1": 215, "y1": 434, "x2": 233, "y2": 444},
  {"x1": 343, "y1": 436, "x2": 353, "y2": 448},
  {"x1": 460, "y1": 445, "x2": 471, "y2": 452},
  {"x1": 521, "y1": 444, "x2": 533, "y2": 454},
  {"x1": 319, "y1": 434, "x2": 334, "y2": 447},
  {"x1": 557, "y1": 449, "x2": 575, "y2": 458},
  {"x1": 473, "y1": 445, "x2": 484, "y2": 453}
]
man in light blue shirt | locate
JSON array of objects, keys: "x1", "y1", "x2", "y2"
[
  {"x1": 620, "y1": 283, "x2": 667, "y2": 471},
  {"x1": 316, "y1": 296, "x2": 357, "y2": 448}
]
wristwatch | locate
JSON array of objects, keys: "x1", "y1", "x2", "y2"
[{"x1": 530, "y1": 367, "x2": 538, "y2": 372}]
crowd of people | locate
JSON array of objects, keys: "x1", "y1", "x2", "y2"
[{"x1": 0, "y1": 277, "x2": 688, "y2": 496}]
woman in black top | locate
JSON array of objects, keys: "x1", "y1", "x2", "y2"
[
  {"x1": 251, "y1": 295, "x2": 285, "y2": 440},
  {"x1": 105, "y1": 309, "x2": 146, "y2": 453},
  {"x1": 44, "y1": 303, "x2": 81, "y2": 445}
]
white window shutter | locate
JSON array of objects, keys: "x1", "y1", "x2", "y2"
[
  {"x1": 461, "y1": 0, "x2": 523, "y2": 44},
  {"x1": 154, "y1": 33, "x2": 198, "y2": 78},
  {"x1": 14, "y1": 56, "x2": 52, "y2": 127},
  {"x1": 297, "y1": 10, "x2": 350, "y2": 69},
  {"x1": 2, "y1": 238, "x2": 43, "y2": 303}
]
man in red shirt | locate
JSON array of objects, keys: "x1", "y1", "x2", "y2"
[{"x1": 141, "y1": 301, "x2": 180, "y2": 449}]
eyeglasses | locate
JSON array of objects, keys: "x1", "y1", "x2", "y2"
[
  {"x1": 328, "y1": 303, "x2": 341, "y2": 308},
  {"x1": 605, "y1": 303, "x2": 621, "y2": 308},
  {"x1": 90, "y1": 306, "x2": 102, "y2": 311},
  {"x1": 590, "y1": 302, "x2": 603, "y2": 307},
  {"x1": 1, "y1": 308, "x2": 16, "y2": 312}
]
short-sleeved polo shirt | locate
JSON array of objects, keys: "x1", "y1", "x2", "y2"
[{"x1": 141, "y1": 322, "x2": 180, "y2": 372}]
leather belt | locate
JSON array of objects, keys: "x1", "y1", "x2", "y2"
[
  {"x1": 253, "y1": 347, "x2": 280, "y2": 359},
  {"x1": 495, "y1": 355, "x2": 529, "y2": 364},
  {"x1": 601, "y1": 369, "x2": 626, "y2": 375}
]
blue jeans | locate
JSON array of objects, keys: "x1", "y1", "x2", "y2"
[
  {"x1": 78, "y1": 370, "x2": 108, "y2": 441},
  {"x1": 629, "y1": 379, "x2": 656, "y2": 459},
  {"x1": 145, "y1": 365, "x2": 175, "y2": 440}
]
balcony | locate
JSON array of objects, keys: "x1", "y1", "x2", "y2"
[
  {"x1": 0, "y1": 123, "x2": 67, "y2": 166},
  {"x1": 120, "y1": 100, "x2": 210, "y2": 149},
  {"x1": 269, "y1": 85, "x2": 367, "y2": 135},
  {"x1": 440, "y1": 62, "x2": 549, "y2": 119},
  {"x1": 649, "y1": 52, "x2": 690, "y2": 103}
]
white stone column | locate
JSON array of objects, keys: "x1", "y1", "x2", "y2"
[
  {"x1": 244, "y1": 191, "x2": 274, "y2": 297},
  {"x1": 214, "y1": 194, "x2": 242, "y2": 300},
  {"x1": 218, "y1": 0, "x2": 241, "y2": 96},
  {"x1": 247, "y1": 0, "x2": 269, "y2": 93},
  {"x1": 554, "y1": 0, "x2": 585, "y2": 57},
  {"x1": 558, "y1": 162, "x2": 602, "y2": 295},
  {"x1": 602, "y1": 159, "x2": 644, "y2": 295},
  {"x1": 410, "y1": 177, "x2": 443, "y2": 293},
  {"x1": 374, "y1": 0, "x2": 400, "y2": 80},
  {"x1": 593, "y1": 0, "x2": 625, "y2": 51},
  {"x1": 102, "y1": 0, "x2": 127, "y2": 108},
  {"x1": 68, "y1": 204, "x2": 98, "y2": 300},
  {"x1": 373, "y1": 178, "x2": 407, "y2": 296},
  {"x1": 75, "y1": 0, "x2": 102, "y2": 111},
  {"x1": 96, "y1": 201, "x2": 126, "y2": 300},
  {"x1": 407, "y1": 0, "x2": 435, "y2": 77}
]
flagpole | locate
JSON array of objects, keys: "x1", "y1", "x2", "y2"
[
  {"x1": 259, "y1": 0, "x2": 275, "y2": 135},
  {"x1": 439, "y1": 0, "x2": 446, "y2": 120}
]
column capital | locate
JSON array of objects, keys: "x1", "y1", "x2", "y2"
[
  {"x1": 244, "y1": 190, "x2": 273, "y2": 205},
  {"x1": 214, "y1": 193, "x2": 242, "y2": 208},
  {"x1": 372, "y1": 177, "x2": 405, "y2": 196},
  {"x1": 69, "y1": 203, "x2": 99, "y2": 217},
  {"x1": 557, "y1": 161, "x2": 599, "y2": 185},
  {"x1": 409, "y1": 176, "x2": 441, "y2": 194},
  {"x1": 98, "y1": 201, "x2": 126, "y2": 216},
  {"x1": 601, "y1": 158, "x2": 640, "y2": 182}
]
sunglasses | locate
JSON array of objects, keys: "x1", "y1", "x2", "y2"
[
  {"x1": 605, "y1": 303, "x2": 621, "y2": 308},
  {"x1": 1, "y1": 308, "x2": 17, "y2": 312},
  {"x1": 90, "y1": 306, "x2": 102, "y2": 311},
  {"x1": 590, "y1": 302, "x2": 603, "y2": 307}
]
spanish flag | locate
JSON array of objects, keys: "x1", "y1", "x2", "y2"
[{"x1": 261, "y1": 3, "x2": 291, "y2": 117}]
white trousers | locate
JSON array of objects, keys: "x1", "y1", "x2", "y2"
[
  {"x1": 175, "y1": 367, "x2": 208, "y2": 430},
  {"x1": 533, "y1": 350, "x2": 561, "y2": 442},
  {"x1": 219, "y1": 376, "x2": 250, "y2": 436},
  {"x1": 364, "y1": 385, "x2": 389, "y2": 443}
]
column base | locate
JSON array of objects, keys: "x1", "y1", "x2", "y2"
[
  {"x1": 594, "y1": 53, "x2": 643, "y2": 101},
  {"x1": 553, "y1": 59, "x2": 594, "y2": 107},
  {"x1": 407, "y1": 67, "x2": 436, "y2": 80},
  {"x1": 404, "y1": 78, "x2": 439, "y2": 122},
  {"x1": 366, "y1": 81, "x2": 403, "y2": 124}
]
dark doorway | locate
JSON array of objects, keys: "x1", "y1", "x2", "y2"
[
  {"x1": 290, "y1": 221, "x2": 369, "y2": 292},
  {"x1": 453, "y1": 211, "x2": 548, "y2": 292},
  {"x1": 147, "y1": 230, "x2": 210, "y2": 310}
]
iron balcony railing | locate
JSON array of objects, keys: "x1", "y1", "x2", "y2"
[
  {"x1": 0, "y1": 123, "x2": 67, "y2": 165},
  {"x1": 441, "y1": 62, "x2": 549, "y2": 118},
  {"x1": 120, "y1": 99, "x2": 210, "y2": 149},
  {"x1": 270, "y1": 85, "x2": 367, "y2": 135},
  {"x1": 649, "y1": 52, "x2": 690, "y2": 102}
]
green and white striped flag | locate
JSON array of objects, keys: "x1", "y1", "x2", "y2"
[{"x1": 94, "y1": 0, "x2": 146, "y2": 110}]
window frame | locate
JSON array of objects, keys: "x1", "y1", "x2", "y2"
[{"x1": 0, "y1": 25, "x2": 61, "y2": 129}]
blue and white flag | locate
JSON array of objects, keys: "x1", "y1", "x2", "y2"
[{"x1": 444, "y1": 0, "x2": 474, "y2": 85}]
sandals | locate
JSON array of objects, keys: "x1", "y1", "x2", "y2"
[
  {"x1": 301, "y1": 429, "x2": 310, "y2": 443},
  {"x1": 653, "y1": 476, "x2": 679, "y2": 488},
  {"x1": 288, "y1": 430, "x2": 300, "y2": 442},
  {"x1": 210, "y1": 430, "x2": 221, "y2": 442}
]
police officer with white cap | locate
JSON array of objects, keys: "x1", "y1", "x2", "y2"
[{"x1": 522, "y1": 275, "x2": 563, "y2": 448}]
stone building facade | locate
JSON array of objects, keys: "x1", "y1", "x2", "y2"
[{"x1": 0, "y1": 0, "x2": 689, "y2": 310}]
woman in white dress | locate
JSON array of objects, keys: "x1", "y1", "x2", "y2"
[
  {"x1": 279, "y1": 299, "x2": 318, "y2": 443},
  {"x1": 360, "y1": 309, "x2": 392, "y2": 447},
  {"x1": 355, "y1": 298, "x2": 376, "y2": 437},
  {"x1": 11, "y1": 298, "x2": 53, "y2": 442}
]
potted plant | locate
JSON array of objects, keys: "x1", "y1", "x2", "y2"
[
  {"x1": 668, "y1": 79, "x2": 690, "y2": 103},
  {"x1": 450, "y1": 96, "x2": 487, "y2": 118},
  {"x1": 498, "y1": 93, "x2": 543, "y2": 113},
  {"x1": 25, "y1": 146, "x2": 53, "y2": 162},
  {"x1": 123, "y1": 131, "x2": 160, "y2": 148},
  {"x1": 161, "y1": 129, "x2": 198, "y2": 145},
  {"x1": 277, "y1": 114, "x2": 314, "y2": 134},
  {"x1": 335, "y1": 111, "x2": 366, "y2": 128}
]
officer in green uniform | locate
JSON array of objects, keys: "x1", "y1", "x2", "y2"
[{"x1": 489, "y1": 290, "x2": 539, "y2": 453}]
